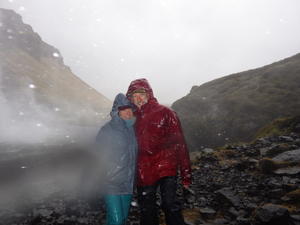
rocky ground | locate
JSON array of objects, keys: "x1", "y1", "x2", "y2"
[
  {"x1": 1, "y1": 131, "x2": 300, "y2": 225},
  {"x1": 184, "y1": 131, "x2": 300, "y2": 225}
]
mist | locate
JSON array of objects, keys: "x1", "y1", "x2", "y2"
[
  {"x1": 0, "y1": 64, "x2": 107, "y2": 215},
  {"x1": 1, "y1": 0, "x2": 300, "y2": 222},
  {"x1": 1, "y1": 0, "x2": 300, "y2": 103}
]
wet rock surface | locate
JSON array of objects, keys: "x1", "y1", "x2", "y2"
[
  {"x1": 184, "y1": 132, "x2": 300, "y2": 225},
  {"x1": 1, "y1": 132, "x2": 300, "y2": 225}
]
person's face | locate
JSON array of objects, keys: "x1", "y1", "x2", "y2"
[
  {"x1": 119, "y1": 108, "x2": 134, "y2": 120},
  {"x1": 131, "y1": 92, "x2": 149, "y2": 108}
]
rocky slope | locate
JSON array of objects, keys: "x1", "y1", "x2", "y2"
[
  {"x1": 172, "y1": 53, "x2": 300, "y2": 149},
  {"x1": 1, "y1": 117, "x2": 300, "y2": 225},
  {"x1": 0, "y1": 8, "x2": 111, "y2": 129}
]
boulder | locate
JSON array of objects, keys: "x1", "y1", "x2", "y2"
[
  {"x1": 252, "y1": 203, "x2": 295, "y2": 225},
  {"x1": 273, "y1": 149, "x2": 300, "y2": 162}
]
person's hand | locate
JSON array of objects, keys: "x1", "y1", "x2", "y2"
[
  {"x1": 183, "y1": 184, "x2": 189, "y2": 189},
  {"x1": 183, "y1": 185, "x2": 195, "y2": 195},
  {"x1": 183, "y1": 185, "x2": 195, "y2": 204}
]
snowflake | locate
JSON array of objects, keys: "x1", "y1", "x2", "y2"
[
  {"x1": 18, "y1": 6, "x2": 26, "y2": 11},
  {"x1": 53, "y1": 52, "x2": 60, "y2": 58},
  {"x1": 131, "y1": 201, "x2": 138, "y2": 207},
  {"x1": 265, "y1": 30, "x2": 271, "y2": 35}
]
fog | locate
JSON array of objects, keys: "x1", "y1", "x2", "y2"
[
  {"x1": 1, "y1": 0, "x2": 300, "y2": 220},
  {"x1": 0, "y1": 65, "x2": 104, "y2": 214},
  {"x1": 0, "y1": 67, "x2": 103, "y2": 146},
  {"x1": 1, "y1": 0, "x2": 300, "y2": 104}
]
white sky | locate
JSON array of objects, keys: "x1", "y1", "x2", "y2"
[{"x1": 1, "y1": 0, "x2": 300, "y2": 104}]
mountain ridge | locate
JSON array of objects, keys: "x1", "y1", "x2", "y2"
[
  {"x1": 172, "y1": 53, "x2": 300, "y2": 149},
  {"x1": 0, "y1": 8, "x2": 111, "y2": 144}
]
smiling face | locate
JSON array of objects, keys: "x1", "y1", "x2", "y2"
[
  {"x1": 131, "y1": 92, "x2": 149, "y2": 109},
  {"x1": 118, "y1": 108, "x2": 134, "y2": 120}
]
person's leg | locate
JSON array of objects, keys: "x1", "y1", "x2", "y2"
[
  {"x1": 104, "y1": 195, "x2": 125, "y2": 225},
  {"x1": 137, "y1": 184, "x2": 159, "y2": 225},
  {"x1": 160, "y1": 176, "x2": 185, "y2": 225},
  {"x1": 120, "y1": 194, "x2": 132, "y2": 222}
]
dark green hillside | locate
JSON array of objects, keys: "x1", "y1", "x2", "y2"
[
  {"x1": 172, "y1": 53, "x2": 300, "y2": 150},
  {"x1": 255, "y1": 115, "x2": 300, "y2": 139}
]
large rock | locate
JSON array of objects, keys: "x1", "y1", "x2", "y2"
[
  {"x1": 251, "y1": 203, "x2": 295, "y2": 225},
  {"x1": 215, "y1": 187, "x2": 241, "y2": 208},
  {"x1": 273, "y1": 149, "x2": 300, "y2": 162}
]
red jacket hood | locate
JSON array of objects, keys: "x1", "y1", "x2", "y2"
[{"x1": 126, "y1": 78, "x2": 155, "y2": 100}]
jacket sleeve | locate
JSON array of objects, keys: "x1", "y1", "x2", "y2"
[
  {"x1": 95, "y1": 126, "x2": 116, "y2": 170},
  {"x1": 174, "y1": 114, "x2": 192, "y2": 186},
  {"x1": 156, "y1": 110, "x2": 192, "y2": 186},
  {"x1": 95, "y1": 126, "x2": 108, "y2": 152}
]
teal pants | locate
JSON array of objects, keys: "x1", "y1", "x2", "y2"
[{"x1": 104, "y1": 194, "x2": 132, "y2": 225}]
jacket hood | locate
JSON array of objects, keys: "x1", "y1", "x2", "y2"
[
  {"x1": 126, "y1": 78, "x2": 155, "y2": 100},
  {"x1": 110, "y1": 93, "x2": 133, "y2": 118}
]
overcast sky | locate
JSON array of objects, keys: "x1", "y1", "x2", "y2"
[{"x1": 1, "y1": 0, "x2": 300, "y2": 104}]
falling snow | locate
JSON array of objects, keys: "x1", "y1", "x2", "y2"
[
  {"x1": 18, "y1": 6, "x2": 25, "y2": 11},
  {"x1": 29, "y1": 84, "x2": 36, "y2": 89},
  {"x1": 265, "y1": 30, "x2": 271, "y2": 35},
  {"x1": 131, "y1": 201, "x2": 138, "y2": 207},
  {"x1": 279, "y1": 18, "x2": 285, "y2": 23},
  {"x1": 52, "y1": 52, "x2": 60, "y2": 58}
]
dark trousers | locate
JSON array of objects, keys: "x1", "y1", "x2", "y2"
[{"x1": 137, "y1": 176, "x2": 185, "y2": 225}]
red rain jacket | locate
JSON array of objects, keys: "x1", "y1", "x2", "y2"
[{"x1": 126, "y1": 79, "x2": 192, "y2": 187}]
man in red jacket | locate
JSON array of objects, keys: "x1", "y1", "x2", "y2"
[{"x1": 126, "y1": 78, "x2": 192, "y2": 225}]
